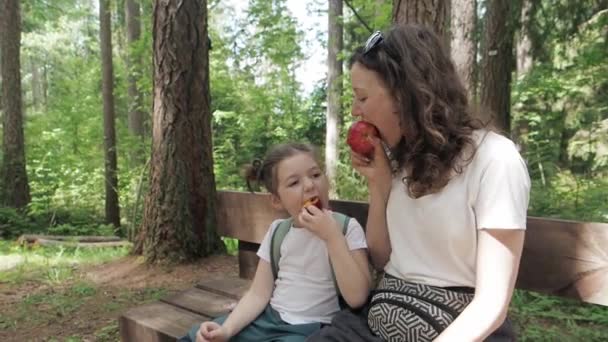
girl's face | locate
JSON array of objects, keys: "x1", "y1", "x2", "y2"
[
  {"x1": 350, "y1": 62, "x2": 403, "y2": 148},
  {"x1": 271, "y1": 153, "x2": 329, "y2": 223}
]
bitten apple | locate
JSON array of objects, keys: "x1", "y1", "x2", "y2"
[
  {"x1": 347, "y1": 121, "x2": 379, "y2": 158},
  {"x1": 302, "y1": 197, "x2": 322, "y2": 210}
]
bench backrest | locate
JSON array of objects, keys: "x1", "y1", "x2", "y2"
[{"x1": 216, "y1": 190, "x2": 608, "y2": 307}]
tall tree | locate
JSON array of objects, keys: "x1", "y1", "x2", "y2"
[
  {"x1": 392, "y1": 0, "x2": 449, "y2": 42},
  {"x1": 125, "y1": 0, "x2": 145, "y2": 162},
  {"x1": 0, "y1": 0, "x2": 30, "y2": 208},
  {"x1": 136, "y1": 0, "x2": 223, "y2": 263},
  {"x1": 99, "y1": 0, "x2": 120, "y2": 227},
  {"x1": 326, "y1": 0, "x2": 343, "y2": 197},
  {"x1": 450, "y1": 0, "x2": 477, "y2": 98},
  {"x1": 480, "y1": 0, "x2": 517, "y2": 134},
  {"x1": 516, "y1": 0, "x2": 535, "y2": 77}
]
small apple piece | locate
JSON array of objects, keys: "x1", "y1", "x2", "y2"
[
  {"x1": 347, "y1": 121, "x2": 379, "y2": 158},
  {"x1": 303, "y1": 197, "x2": 323, "y2": 210}
]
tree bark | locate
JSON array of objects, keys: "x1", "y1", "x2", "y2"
[
  {"x1": 516, "y1": 0, "x2": 534, "y2": 77},
  {"x1": 480, "y1": 0, "x2": 516, "y2": 134},
  {"x1": 136, "y1": 0, "x2": 223, "y2": 263},
  {"x1": 326, "y1": 0, "x2": 343, "y2": 197},
  {"x1": 30, "y1": 57, "x2": 42, "y2": 108},
  {"x1": 450, "y1": 0, "x2": 477, "y2": 99},
  {"x1": 125, "y1": 0, "x2": 146, "y2": 163},
  {"x1": 99, "y1": 0, "x2": 121, "y2": 227},
  {"x1": 0, "y1": 0, "x2": 30, "y2": 208},
  {"x1": 392, "y1": 0, "x2": 449, "y2": 44}
]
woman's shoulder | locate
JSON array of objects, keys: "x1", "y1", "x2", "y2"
[{"x1": 472, "y1": 129, "x2": 522, "y2": 161}]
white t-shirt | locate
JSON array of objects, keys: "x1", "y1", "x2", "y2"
[
  {"x1": 257, "y1": 216, "x2": 367, "y2": 324},
  {"x1": 384, "y1": 130, "x2": 531, "y2": 288}
]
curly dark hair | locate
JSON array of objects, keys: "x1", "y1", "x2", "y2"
[{"x1": 350, "y1": 24, "x2": 487, "y2": 198}]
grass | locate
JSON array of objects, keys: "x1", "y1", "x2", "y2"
[
  {"x1": 0, "y1": 240, "x2": 130, "y2": 284},
  {"x1": 0, "y1": 240, "x2": 169, "y2": 341},
  {"x1": 510, "y1": 289, "x2": 608, "y2": 341},
  {"x1": 2, "y1": 240, "x2": 608, "y2": 340}
]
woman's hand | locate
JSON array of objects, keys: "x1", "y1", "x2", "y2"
[
  {"x1": 351, "y1": 137, "x2": 393, "y2": 197},
  {"x1": 196, "y1": 321, "x2": 230, "y2": 342},
  {"x1": 298, "y1": 206, "x2": 342, "y2": 243}
]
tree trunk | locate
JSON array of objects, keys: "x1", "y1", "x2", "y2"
[
  {"x1": 392, "y1": 0, "x2": 449, "y2": 44},
  {"x1": 136, "y1": 0, "x2": 223, "y2": 263},
  {"x1": 516, "y1": 0, "x2": 534, "y2": 77},
  {"x1": 450, "y1": 0, "x2": 477, "y2": 99},
  {"x1": 480, "y1": 0, "x2": 516, "y2": 134},
  {"x1": 30, "y1": 57, "x2": 42, "y2": 108},
  {"x1": 99, "y1": 0, "x2": 121, "y2": 227},
  {"x1": 125, "y1": 0, "x2": 146, "y2": 163},
  {"x1": 326, "y1": 0, "x2": 343, "y2": 198},
  {"x1": 0, "y1": 0, "x2": 30, "y2": 209}
]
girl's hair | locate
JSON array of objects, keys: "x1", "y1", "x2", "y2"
[
  {"x1": 349, "y1": 24, "x2": 486, "y2": 198},
  {"x1": 243, "y1": 143, "x2": 319, "y2": 195}
]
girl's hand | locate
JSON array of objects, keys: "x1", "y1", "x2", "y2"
[
  {"x1": 350, "y1": 137, "x2": 393, "y2": 197},
  {"x1": 298, "y1": 206, "x2": 342, "y2": 243},
  {"x1": 196, "y1": 321, "x2": 229, "y2": 342}
]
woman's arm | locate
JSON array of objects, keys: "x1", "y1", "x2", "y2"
[
  {"x1": 351, "y1": 137, "x2": 393, "y2": 270},
  {"x1": 434, "y1": 229, "x2": 525, "y2": 342},
  {"x1": 219, "y1": 259, "x2": 275, "y2": 338},
  {"x1": 365, "y1": 188, "x2": 392, "y2": 270}
]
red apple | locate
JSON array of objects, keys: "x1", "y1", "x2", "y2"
[
  {"x1": 347, "y1": 121, "x2": 379, "y2": 158},
  {"x1": 303, "y1": 197, "x2": 323, "y2": 210}
]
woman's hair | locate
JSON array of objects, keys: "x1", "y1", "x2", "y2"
[
  {"x1": 243, "y1": 143, "x2": 318, "y2": 195},
  {"x1": 349, "y1": 24, "x2": 486, "y2": 198}
]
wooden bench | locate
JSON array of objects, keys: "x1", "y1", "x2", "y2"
[{"x1": 119, "y1": 190, "x2": 608, "y2": 341}]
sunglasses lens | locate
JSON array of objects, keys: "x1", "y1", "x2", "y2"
[{"x1": 364, "y1": 31, "x2": 383, "y2": 55}]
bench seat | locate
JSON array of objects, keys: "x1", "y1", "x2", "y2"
[{"x1": 119, "y1": 277, "x2": 251, "y2": 341}]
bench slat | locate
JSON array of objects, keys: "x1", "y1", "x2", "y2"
[
  {"x1": 162, "y1": 288, "x2": 240, "y2": 318},
  {"x1": 518, "y1": 217, "x2": 608, "y2": 306},
  {"x1": 196, "y1": 276, "x2": 252, "y2": 299},
  {"x1": 119, "y1": 301, "x2": 208, "y2": 342},
  {"x1": 216, "y1": 190, "x2": 608, "y2": 307}
]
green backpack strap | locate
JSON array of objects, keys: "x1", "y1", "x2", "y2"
[
  {"x1": 329, "y1": 212, "x2": 350, "y2": 300},
  {"x1": 270, "y1": 213, "x2": 351, "y2": 303},
  {"x1": 270, "y1": 218, "x2": 293, "y2": 281}
]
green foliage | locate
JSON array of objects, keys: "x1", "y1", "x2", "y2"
[
  {"x1": 511, "y1": 290, "x2": 608, "y2": 341},
  {"x1": 513, "y1": 9, "x2": 608, "y2": 223}
]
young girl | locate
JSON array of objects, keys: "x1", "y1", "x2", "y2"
[{"x1": 182, "y1": 143, "x2": 371, "y2": 342}]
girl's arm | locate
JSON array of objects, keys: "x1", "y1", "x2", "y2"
[
  {"x1": 434, "y1": 229, "x2": 525, "y2": 342},
  {"x1": 299, "y1": 208, "x2": 372, "y2": 308},
  {"x1": 326, "y1": 237, "x2": 372, "y2": 308},
  {"x1": 218, "y1": 259, "x2": 275, "y2": 338}
]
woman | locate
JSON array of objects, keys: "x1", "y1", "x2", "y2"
[{"x1": 309, "y1": 24, "x2": 530, "y2": 342}]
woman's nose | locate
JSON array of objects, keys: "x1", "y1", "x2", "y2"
[{"x1": 351, "y1": 102, "x2": 362, "y2": 117}]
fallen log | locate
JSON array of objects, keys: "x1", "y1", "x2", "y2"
[
  {"x1": 33, "y1": 238, "x2": 132, "y2": 248},
  {"x1": 17, "y1": 234, "x2": 122, "y2": 244}
]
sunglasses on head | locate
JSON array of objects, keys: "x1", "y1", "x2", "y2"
[{"x1": 364, "y1": 31, "x2": 384, "y2": 55}]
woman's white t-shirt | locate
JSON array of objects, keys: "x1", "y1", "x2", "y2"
[
  {"x1": 257, "y1": 216, "x2": 367, "y2": 324},
  {"x1": 384, "y1": 130, "x2": 531, "y2": 288}
]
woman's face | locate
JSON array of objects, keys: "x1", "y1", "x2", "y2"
[{"x1": 350, "y1": 62, "x2": 403, "y2": 148}]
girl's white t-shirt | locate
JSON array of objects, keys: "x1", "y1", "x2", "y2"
[
  {"x1": 257, "y1": 216, "x2": 367, "y2": 324},
  {"x1": 384, "y1": 130, "x2": 531, "y2": 288}
]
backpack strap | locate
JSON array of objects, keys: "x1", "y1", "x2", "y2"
[
  {"x1": 269, "y1": 213, "x2": 351, "y2": 304},
  {"x1": 270, "y1": 218, "x2": 293, "y2": 281},
  {"x1": 329, "y1": 212, "x2": 350, "y2": 300}
]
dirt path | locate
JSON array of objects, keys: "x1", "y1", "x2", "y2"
[{"x1": 0, "y1": 254, "x2": 239, "y2": 341}]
